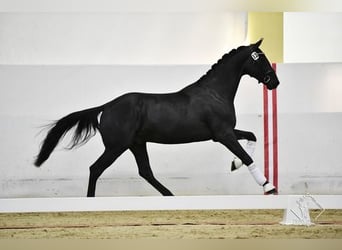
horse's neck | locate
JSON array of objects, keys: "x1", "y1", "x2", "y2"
[{"x1": 199, "y1": 60, "x2": 245, "y2": 102}]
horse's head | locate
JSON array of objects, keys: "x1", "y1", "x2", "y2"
[{"x1": 243, "y1": 39, "x2": 280, "y2": 90}]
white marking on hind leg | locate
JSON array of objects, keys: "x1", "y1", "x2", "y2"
[{"x1": 232, "y1": 140, "x2": 256, "y2": 171}]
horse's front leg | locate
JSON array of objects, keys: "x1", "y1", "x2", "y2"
[
  {"x1": 213, "y1": 129, "x2": 276, "y2": 194},
  {"x1": 231, "y1": 129, "x2": 257, "y2": 171}
]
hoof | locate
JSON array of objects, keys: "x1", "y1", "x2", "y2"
[
  {"x1": 263, "y1": 182, "x2": 278, "y2": 195},
  {"x1": 265, "y1": 188, "x2": 278, "y2": 195},
  {"x1": 231, "y1": 158, "x2": 243, "y2": 172},
  {"x1": 231, "y1": 161, "x2": 237, "y2": 172}
]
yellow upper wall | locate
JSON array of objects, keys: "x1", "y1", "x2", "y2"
[{"x1": 248, "y1": 12, "x2": 283, "y2": 63}]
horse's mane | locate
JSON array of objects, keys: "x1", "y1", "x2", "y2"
[{"x1": 199, "y1": 45, "x2": 248, "y2": 81}]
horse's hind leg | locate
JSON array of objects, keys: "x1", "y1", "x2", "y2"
[
  {"x1": 87, "y1": 148, "x2": 126, "y2": 197},
  {"x1": 130, "y1": 143, "x2": 173, "y2": 196}
]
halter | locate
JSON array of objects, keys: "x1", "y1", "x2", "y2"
[
  {"x1": 250, "y1": 51, "x2": 272, "y2": 84},
  {"x1": 251, "y1": 51, "x2": 264, "y2": 61}
]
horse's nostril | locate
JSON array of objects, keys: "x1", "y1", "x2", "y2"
[{"x1": 264, "y1": 75, "x2": 271, "y2": 83}]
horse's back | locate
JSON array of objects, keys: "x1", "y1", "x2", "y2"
[
  {"x1": 99, "y1": 91, "x2": 212, "y2": 145},
  {"x1": 136, "y1": 92, "x2": 212, "y2": 143}
]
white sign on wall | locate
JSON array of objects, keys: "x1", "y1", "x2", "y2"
[{"x1": 284, "y1": 12, "x2": 342, "y2": 63}]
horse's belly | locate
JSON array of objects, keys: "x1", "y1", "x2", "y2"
[{"x1": 138, "y1": 122, "x2": 212, "y2": 144}]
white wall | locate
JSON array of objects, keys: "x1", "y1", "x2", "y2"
[
  {"x1": 277, "y1": 63, "x2": 342, "y2": 113},
  {"x1": 277, "y1": 63, "x2": 342, "y2": 195},
  {"x1": 284, "y1": 12, "x2": 342, "y2": 63},
  {"x1": 1, "y1": 0, "x2": 342, "y2": 12},
  {"x1": 3, "y1": 12, "x2": 342, "y2": 65},
  {"x1": 0, "y1": 12, "x2": 246, "y2": 64}
]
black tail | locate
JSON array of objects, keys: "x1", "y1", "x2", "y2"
[{"x1": 34, "y1": 106, "x2": 104, "y2": 167}]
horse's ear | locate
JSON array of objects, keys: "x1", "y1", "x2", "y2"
[{"x1": 252, "y1": 38, "x2": 263, "y2": 49}]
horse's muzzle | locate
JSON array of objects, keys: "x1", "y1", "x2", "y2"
[
  {"x1": 266, "y1": 79, "x2": 279, "y2": 90},
  {"x1": 265, "y1": 72, "x2": 280, "y2": 90}
]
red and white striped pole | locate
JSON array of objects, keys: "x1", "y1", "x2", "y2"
[{"x1": 263, "y1": 63, "x2": 278, "y2": 193}]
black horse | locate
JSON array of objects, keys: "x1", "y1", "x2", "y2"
[{"x1": 35, "y1": 39, "x2": 279, "y2": 197}]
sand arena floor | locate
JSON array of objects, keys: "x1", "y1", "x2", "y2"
[{"x1": 0, "y1": 209, "x2": 341, "y2": 239}]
